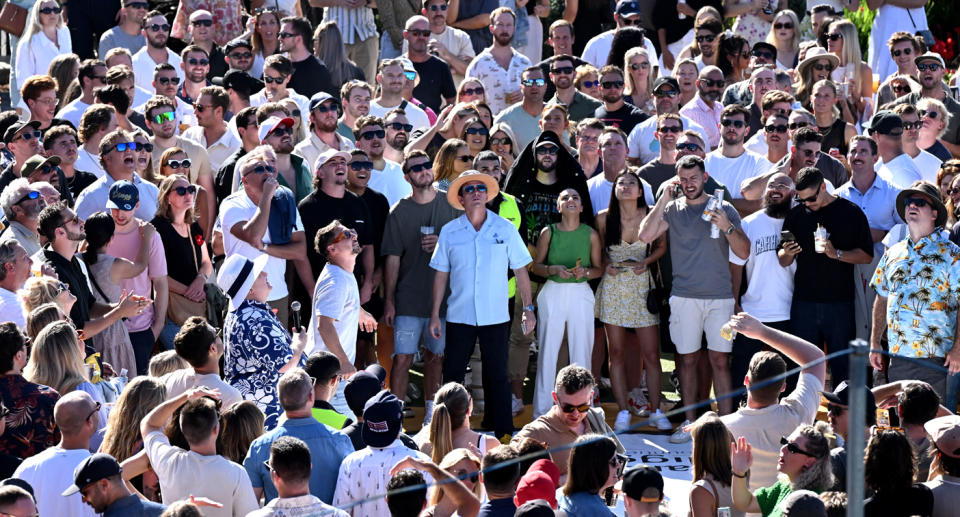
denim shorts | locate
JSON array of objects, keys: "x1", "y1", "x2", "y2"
[{"x1": 393, "y1": 315, "x2": 445, "y2": 356}]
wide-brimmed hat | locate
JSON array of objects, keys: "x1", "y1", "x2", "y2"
[
  {"x1": 217, "y1": 254, "x2": 270, "y2": 309},
  {"x1": 797, "y1": 47, "x2": 840, "y2": 77},
  {"x1": 896, "y1": 180, "x2": 947, "y2": 228},
  {"x1": 446, "y1": 170, "x2": 500, "y2": 210}
]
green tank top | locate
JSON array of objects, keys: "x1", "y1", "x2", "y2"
[{"x1": 546, "y1": 223, "x2": 592, "y2": 283}]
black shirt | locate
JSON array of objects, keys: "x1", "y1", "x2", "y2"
[
  {"x1": 358, "y1": 187, "x2": 389, "y2": 263},
  {"x1": 864, "y1": 484, "x2": 933, "y2": 517},
  {"x1": 783, "y1": 197, "x2": 873, "y2": 303},
  {"x1": 593, "y1": 103, "x2": 649, "y2": 135},
  {"x1": 215, "y1": 147, "x2": 247, "y2": 207},
  {"x1": 151, "y1": 217, "x2": 203, "y2": 286},
  {"x1": 66, "y1": 170, "x2": 98, "y2": 200},
  {"x1": 651, "y1": 1, "x2": 724, "y2": 50},
  {"x1": 41, "y1": 248, "x2": 95, "y2": 342},
  {"x1": 536, "y1": 55, "x2": 589, "y2": 100},
  {"x1": 206, "y1": 44, "x2": 229, "y2": 81},
  {"x1": 297, "y1": 189, "x2": 373, "y2": 281},
  {"x1": 411, "y1": 56, "x2": 456, "y2": 114},
  {"x1": 288, "y1": 55, "x2": 337, "y2": 99}
]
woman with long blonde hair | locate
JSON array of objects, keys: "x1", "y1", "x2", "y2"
[
  {"x1": 823, "y1": 19, "x2": 872, "y2": 123},
  {"x1": 427, "y1": 448, "x2": 484, "y2": 517},
  {"x1": 689, "y1": 414, "x2": 741, "y2": 517},
  {"x1": 100, "y1": 376, "x2": 167, "y2": 463},
  {"x1": 419, "y1": 382, "x2": 499, "y2": 464},
  {"x1": 765, "y1": 10, "x2": 800, "y2": 70},
  {"x1": 18, "y1": 275, "x2": 77, "y2": 320},
  {"x1": 432, "y1": 139, "x2": 472, "y2": 192},
  {"x1": 623, "y1": 48, "x2": 654, "y2": 114},
  {"x1": 14, "y1": 0, "x2": 71, "y2": 104},
  {"x1": 25, "y1": 302, "x2": 69, "y2": 340}
]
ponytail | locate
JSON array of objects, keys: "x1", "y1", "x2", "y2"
[{"x1": 429, "y1": 402, "x2": 454, "y2": 465}]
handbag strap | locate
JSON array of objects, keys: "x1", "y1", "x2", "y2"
[
  {"x1": 84, "y1": 257, "x2": 112, "y2": 304},
  {"x1": 907, "y1": 8, "x2": 918, "y2": 30},
  {"x1": 705, "y1": 478, "x2": 720, "y2": 516}
]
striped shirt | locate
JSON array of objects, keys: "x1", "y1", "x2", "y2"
[{"x1": 323, "y1": 5, "x2": 377, "y2": 45}]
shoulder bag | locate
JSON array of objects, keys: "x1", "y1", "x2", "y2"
[
  {"x1": 0, "y1": 3, "x2": 27, "y2": 37},
  {"x1": 167, "y1": 226, "x2": 207, "y2": 325}
]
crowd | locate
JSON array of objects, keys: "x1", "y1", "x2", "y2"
[{"x1": 1, "y1": 0, "x2": 960, "y2": 516}]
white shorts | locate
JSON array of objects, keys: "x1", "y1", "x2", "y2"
[{"x1": 668, "y1": 296, "x2": 736, "y2": 354}]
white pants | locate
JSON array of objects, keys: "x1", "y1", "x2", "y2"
[{"x1": 532, "y1": 281, "x2": 595, "y2": 417}]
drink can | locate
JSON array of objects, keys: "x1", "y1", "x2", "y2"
[{"x1": 420, "y1": 225, "x2": 435, "y2": 235}]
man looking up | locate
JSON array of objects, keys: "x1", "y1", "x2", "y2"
[
  {"x1": 0, "y1": 240, "x2": 32, "y2": 327},
  {"x1": 151, "y1": 63, "x2": 195, "y2": 127},
  {"x1": 369, "y1": 59, "x2": 431, "y2": 132},
  {"x1": 680, "y1": 66, "x2": 725, "y2": 150},
  {"x1": 594, "y1": 65, "x2": 648, "y2": 135},
  {"x1": 186, "y1": 10, "x2": 228, "y2": 79},
  {"x1": 75, "y1": 128, "x2": 160, "y2": 221},
  {"x1": 42, "y1": 126, "x2": 97, "y2": 200},
  {"x1": 494, "y1": 67, "x2": 547, "y2": 151},
  {"x1": 537, "y1": 20, "x2": 588, "y2": 100},
  {"x1": 223, "y1": 39, "x2": 254, "y2": 75},
  {"x1": 132, "y1": 11, "x2": 182, "y2": 92},
  {"x1": 896, "y1": 52, "x2": 960, "y2": 158},
  {"x1": 353, "y1": 116, "x2": 411, "y2": 206},
  {"x1": 894, "y1": 103, "x2": 942, "y2": 177},
  {"x1": 277, "y1": 16, "x2": 336, "y2": 99},
  {"x1": 402, "y1": 15, "x2": 456, "y2": 114},
  {"x1": 98, "y1": 0, "x2": 148, "y2": 58},
  {"x1": 588, "y1": 126, "x2": 654, "y2": 215},
  {"x1": 382, "y1": 109, "x2": 411, "y2": 164},
  {"x1": 464, "y1": 7, "x2": 532, "y2": 114},
  {"x1": 339, "y1": 80, "x2": 373, "y2": 142},
  {"x1": 704, "y1": 104, "x2": 772, "y2": 215},
  {"x1": 56, "y1": 60, "x2": 108, "y2": 129}
]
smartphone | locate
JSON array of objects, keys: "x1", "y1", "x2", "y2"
[
  {"x1": 673, "y1": 184, "x2": 683, "y2": 198},
  {"x1": 780, "y1": 230, "x2": 796, "y2": 243}
]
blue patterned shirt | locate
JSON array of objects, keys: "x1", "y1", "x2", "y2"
[
  {"x1": 872, "y1": 231, "x2": 960, "y2": 358},
  {"x1": 223, "y1": 300, "x2": 304, "y2": 429}
]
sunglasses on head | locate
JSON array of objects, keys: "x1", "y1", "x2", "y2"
[
  {"x1": 918, "y1": 62, "x2": 942, "y2": 72},
  {"x1": 460, "y1": 183, "x2": 487, "y2": 194},
  {"x1": 349, "y1": 161, "x2": 374, "y2": 171},
  {"x1": 601, "y1": 80, "x2": 624, "y2": 89},
  {"x1": 173, "y1": 185, "x2": 197, "y2": 196},
  {"x1": 551, "y1": 66, "x2": 575, "y2": 75},
  {"x1": 536, "y1": 145, "x2": 559, "y2": 155},
  {"x1": 245, "y1": 164, "x2": 276, "y2": 176},
  {"x1": 15, "y1": 190, "x2": 41, "y2": 205},
  {"x1": 773, "y1": 22, "x2": 793, "y2": 30},
  {"x1": 465, "y1": 127, "x2": 488, "y2": 136},
  {"x1": 696, "y1": 34, "x2": 716, "y2": 43},
  {"x1": 263, "y1": 75, "x2": 287, "y2": 84},
  {"x1": 157, "y1": 76, "x2": 180, "y2": 86},
  {"x1": 147, "y1": 23, "x2": 171, "y2": 32},
  {"x1": 166, "y1": 159, "x2": 192, "y2": 169},
  {"x1": 522, "y1": 78, "x2": 546, "y2": 87},
  {"x1": 701, "y1": 78, "x2": 725, "y2": 88},
  {"x1": 780, "y1": 436, "x2": 818, "y2": 457},
  {"x1": 359, "y1": 129, "x2": 385, "y2": 140},
  {"x1": 721, "y1": 119, "x2": 745, "y2": 128},
  {"x1": 387, "y1": 122, "x2": 413, "y2": 132},
  {"x1": 407, "y1": 162, "x2": 432, "y2": 173},
  {"x1": 892, "y1": 48, "x2": 913, "y2": 57},
  {"x1": 39, "y1": 6, "x2": 62, "y2": 14},
  {"x1": 461, "y1": 86, "x2": 485, "y2": 95},
  {"x1": 825, "y1": 33, "x2": 842, "y2": 41},
  {"x1": 676, "y1": 142, "x2": 701, "y2": 152},
  {"x1": 187, "y1": 57, "x2": 210, "y2": 66},
  {"x1": 191, "y1": 19, "x2": 213, "y2": 27}
]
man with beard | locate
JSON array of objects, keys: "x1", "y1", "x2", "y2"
[
  {"x1": 464, "y1": 8, "x2": 531, "y2": 115},
  {"x1": 278, "y1": 16, "x2": 336, "y2": 99},
  {"x1": 142, "y1": 96, "x2": 216, "y2": 222},
  {"x1": 251, "y1": 55, "x2": 310, "y2": 123},
  {"x1": 741, "y1": 128, "x2": 847, "y2": 201},
  {"x1": 536, "y1": 20, "x2": 588, "y2": 100},
  {"x1": 259, "y1": 115, "x2": 313, "y2": 204},
  {"x1": 338, "y1": 81, "x2": 373, "y2": 143},
  {"x1": 75, "y1": 128, "x2": 160, "y2": 222},
  {"x1": 837, "y1": 135, "x2": 900, "y2": 343},
  {"x1": 638, "y1": 155, "x2": 749, "y2": 437},
  {"x1": 223, "y1": 40, "x2": 254, "y2": 76},
  {"x1": 581, "y1": 1, "x2": 658, "y2": 70},
  {"x1": 182, "y1": 86, "x2": 240, "y2": 172},
  {"x1": 98, "y1": 0, "x2": 148, "y2": 58},
  {"x1": 383, "y1": 108, "x2": 411, "y2": 163},
  {"x1": 0, "y1": 121, "x2": 45, "y2": 191},
  {"x1": 294, "y1": 93, "x2": 355, "y2": 180},
  {"x1": 729, "y1": 173, "x2": 800, "y2": 404},
  {"x1": 0, "y1": 178, "x2": 45, "y2": 257},
  {"x1": 743, "y1": 67, "x2": 779, "y2": 141},
  {"x1": 408, "y1": 0, "x2": 474, "y2": 86},
  {"x1": 186, "y1": 10, "x2": 228, "y2": 80},
  {"x1": 589, "y1": 127, "x2": 654, "y2": 215},
  {"x1": 869, "y1": 110, "x2": 924, "y2": 189},
  {"x1": 150, "y1": 64, "x2": 196, "y2": 128},
  {"x1": 780, "y1": 167, "x2": 873, "y2": 385},
  {"x1": 594, "y1": 66, "x2": 648, "y2": 135},
  {"x1": 176, "y1": 46, "x2": 212, "y2": 107},
  {"x1": 681, "y1": 66, "x2": 725, "y2": 150},
  {"x1": 402, "y1": 15, "x2": 456, "y2": 114},
  {"x1": 547, "y1": 54, "x2": 600, "y2": 124},
  {"x1": 132, "y1": 11, "x2": 182, "y2": 92},
  {"x1": 704, "y1": 104, "x2": 772, "y2": 215},
  {"x1": 494, "y1": 67, "x2": 547, "y2": 151},
  {"x1": 627, "y1": 77, "x2": 708, "y2": 165},
  {"x1": 369, "y1": 60, "x2": 431, "y2": 132},
  {"x1": 353, "y1": 116, "x2": 411, "y2": 207}
]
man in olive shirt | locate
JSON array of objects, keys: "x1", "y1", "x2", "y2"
[{"x1": 547, "y1": 54, "x2": 600, "y2": 123}]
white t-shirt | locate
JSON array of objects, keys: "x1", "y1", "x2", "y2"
[
  {"x1": 56, "y1": 99, "x2": 92, "y2": 130},
  {"x1": 307, "y1": 263, "x2": 360, "y2": 363},
  {"x1": 627, "y1": 114, "x2": 710, "y2": 163},
  {"x1": 911, "y1": 149, "x2": 943, "y2": 184},
  {"x1": 721, "y1": 372, "x2": 823, "y2": 491},
  {"x1": 75, "y1": 148, "x2": 107, "y2": 178},
  {"x1": 704, "y1": 149, "x2": 772, "y2": 199},
  {"x1": 13, "y1": 447, "x2": 96, "y2": 517},
  {"x1": 587, "y1": 174, "x2": 655, "y2": 215},
  {"x1": 144, "y1": 430, "x2": 258, "y2": 517},
  {"x1": 581, "y1": 30, "x2": 659, "y2": 71},
  {"x1": 218, "y1": 188, "x2": 304, "y2": 300},
  {"x1": 161, "y1": 369, "x2": 244, "y2": 410},
  {"x1": 0, "y1": 287, "x2": 25, "y2": 328},
  {"x1": 876, "y1": 153, "x2": 924, "y2": 189},
  {"x1": 729, "y1": 210, "x2": 795, "y2": 322},
  {"x1": 366, "y1": 159, "x2": 412, "y2": 207},
  {"x1": 369, "y1": 100, "x2": 430, "y2": 133}
]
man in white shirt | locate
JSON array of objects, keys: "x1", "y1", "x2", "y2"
[
  {"x1": 13, "y1": 391, "x2": 99, "y2": 517},
  {"x1": 369, "y1": 59, "x2": 431, "y2": 131},
  {"x1": 870, "y1": 110, "x2": 924, "y2": 189},
  {"x1": 352, "y1": 116, "x2": 411, "y2": 206},
  {"x1": 74, "y1": 106, "x2": 117, "y2": 179},
  {"x1": 720, "y1": 313, "x2": 827, "y2": 491},
  {"x1": 588, "y1": 128, "x2": 654, "y2": 215},
  {"x1": 0, "y1": 240, "x2": 31, "y2": 330},
  {"x1": 463, "y1": 8, "x2": 532, "y2": 114},
  {"x1": 75, "y1": 128, "x2": 160, "y2": 221},
  {"x1": 132, "y1": 11, "x2": 182, "y2": 92},
  {"x1": 56, "y1": 60, "x2": 107, "y2": 129},
  {"x1": 140, "y1": 387, "x2": 258, "y2": 517},
  {"x1": 163, "y1": 316, "x2": 243, "y2": 409},
  {"x1": 627, "y1": 78, "x2": 709, "y2": 165},
  {"x1": 704, "y1": 104, "x2": 772, "y2": 215},
  {"x1": 894, "y1": 103, "x2": 942, "y2": 181},
  {"x1": 729, "y1": 174, "x2": 797, "y2": 403},
  {"x1": 182, "y1": 86, "x2": 241, "y2": 172},
  {"x1": 147, "y1": 63, "x2": 195, "y2": 127},
  {"x1": 581, "y1": 1, "x2": 658, "y2": 70}
]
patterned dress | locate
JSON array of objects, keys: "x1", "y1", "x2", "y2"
[
  {"x1": 595, "y1": 240, "x2": 658, "y2": 328},
  {"x1": 730, "y1": 0, "x2": 778, "y2": 47},
  {"x1": 223, "y1": 300, "x2": 304, "y2": 429},
  {"x1": 171, "y1": 0, "x2": 244, "y2": 46}
]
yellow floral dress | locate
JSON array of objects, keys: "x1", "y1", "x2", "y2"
[{"x1": 595, "y1": 240, "x2": 658, "y2": 328}]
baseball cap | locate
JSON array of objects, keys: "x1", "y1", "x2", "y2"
[
  {"x1": 344, "y1": 371, "x2": 382, "y2": 417},
  {"x1": 106, "y1": 180, "x2": 139, "y2": 211},
  {"x1": 365, "y1": 364, "x2": 387, "y2": 385},
  {"x1": 212, "y1": 70, "x2": 264, "y2": 97},
  {"x1": 653, "y1": 76, "x2": 680, "y2": 93},
  {"x1": 258, "y1": 116, "x2": 295, "y2": 142},
  {"x1": 820, "y1": 380, "x2": 876, "y2": 410},
  {"x1": 309, "y1": 91, "x2": 339, "y2": 112},
  {"x1": 224, "y1": 39, "x2": 252, "y2": 53},
  {"x1": 3, "y1": 120, "x2": 40, "y2": 144},
  {"x1": 780, "y1": 490, "x2": 826, "y2": 517},
  {"x1": 866, "y1": 110, "x2": 903, "y2": 135},
  {"x1": 514, "y1": 499, "x2": 558, "y2": 517},
  {"x1": 62, "y1": 453, "x2": 122, "y2": 496},
  {"x1": 313, "y1": 148, "x2": 351, "y2": 172},
  {"x1": 362, "y1": 390, "x2": 403, "y2": 448},
  {"x1": 924, "y1": 415, "x2": 960, "y2": 458},
  {"x1": 915, "y1": 51, "x2": 946, "y2": 68},
  {"x1": 528, "y1": 459, "x2": 560, "y2": 487},
  {"x1": 615, "y1": 0, "x2": 641, "y2": 17},
  {"x1": 514, "y1": 472, "x2": 557, "y2": 508},
  {"x1": 621, "y1": 465, "x2": 663, "y2": 503},
  {"x1": 19, "y1": 155, "x2": 61, "y2": 179}
]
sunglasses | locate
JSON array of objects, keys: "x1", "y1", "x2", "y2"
[
  {"x1": 314, "y1": 103, "x2": 338, "y2": 114},
  {"x1": 350, "y1": 161, "x2": 374, "y2": 171},
  {"x1": 191, "y1": 19, "x2": 213, "y2": 27},
  {"x1": 359, "y1": 129, "x2": 385, "y2": 140},
  {"x1": 85, "y1": 401, "x2": 102, "y2": 422},
  {"x1": 765, "y1": 124, "x2": 788, "y2": 133},
  {"x1": 332, "y1": 228, "x2": 357, "y2": 244},
  {"x1": 404, "y1": 71, "x2": 417, "y2": 81},
  {"x1": 658, "y1": 126, "x2": 682, "y2": 133},
  {"x1": 721, "y1": 119, "x2": 745, "y2": 128},
  {"x1": 619, "y1": 17, "x2": 642, "y2": 26},
  {"x1": 780, "y1": 436, "x2": 818, "y2": 457},
  {"x1": 752, "y1": 50, "x2": 775, "y2": 60},
  {"x1": 174, "y1": 185, "x2": 197, "y2": 196},
  {"x1": 187, "y1": 57, "x2": 210, "y2": 66},
  {"x1": 53, "y1": 281, "x2": 70, "y2": 295},
  {"x1": 701, "y1": 78, "x2": 725, "y2": 88},
  {"x1": 629, "y1": 62, "x2": 650, "y2": 71},
  {"x1": 147, "y1": 23, "x2": 171, "y2": 32},
  {"x1": 788, "y1": 121, "x2": 809, "y2": 130},
  {"x1": 904, "y1": 197, "x2": 930, "y2": 208},
  {"x1": 773, "y1": 22, "x2": 793, "y2": 30},
  {"x1": 813, "y1": 63, "x2": 835, "y2": 72},
  {"x1": 14, "y1": 130, "x2": 42, "y2": 141},
  {"x1": 408, "y1": 29, "x2": 431, "y2": 38},
  {"x1": 918, "y1": 62, "x2": 942, "y2": 72},
  {"x1": 522, "y1": 78, "x2": 546, "y2": 87},
  {"x1": 428, "y1": 3, "x2": 447, "y2": 10},
  {"x1": 35, "y1": 164, "x2": 62, "y2": 176},
  {"x1": 581, "y1": 80, "x2": 599, "y2": 88},
  {"x1": 795, "y1": 189, "x2": 820, "y2": 204},
  {"x1": 919, "y1": 109, "x2": 940, "y2": 119},
  {"x1": 166, "y1": 159, "x2": 192, "y2": 169},
  {"x1": 902, "y1": 121, "x2": 922, "y2": 130},
  {"x1": 278, "y1": 31, "x2": 298, "y2": 39},
  {"x1": 39, "y1": 6, "x2": 62, "y2": 14},
  {"x1": 407, "y1": 162, "x2": 432, "y2": 173},
  {"x1": 110, "y1": 142, "x2": 142, "y2": 153},
  {"x1": 152, "y1": 111, "x2": 176, "y2": 125},
  {"x1": 892, "y1": 84, "x2": 911, "y2": 93},
  {"x1": 536, "y1": 145, "x2": 559, "y2": 155},
  {"x1": 892, "y1": 48, "x2": 913, "y2": 57},
  {"x1": 825, "y1": 33, "x2": 843, "y2": 41},
  {"x1": 230, "y1": 51, "x2": 253, "y2": 60},
  {"x1": 676, "y1": 142, "x2": 701, "y2": 152},
  {"x1": 453, "y1": 469, "x2": 479, "y2": 484},
  {"x1": 465, "y1": 127, "x2": 488, "y2": 136},
  {"x1": 654, "y1": 89, "x2": 679, "y2": 98},
  {"x1": 15, "y1": 190, "x2": 41, "y2": 205},
  {"x1": 157, "y1": 76, "x2": 180, "y2": 86},
  {"x1": 560, "y1": 401, "x2": 591, "y2": 413},
  {"x1": 387, "y1": 122, "x2": 413, "y2": 132},
  {"x1": 601, "y1": 80, "x2": 625, "y2": 89},
  {"x1": 461, "y1": 86, "x2": 485, "y2": 96},
  {"x1": 194, "y1": 103, "x2": 215, "y2": 113},
  {"x1": 460, "y1": 184, "x2": 487, "y2": 194},
  {"x1": 136, "y1": 142, "x2": 154, "y2": 152},
  {"x1": 489, "y1": 137, "x2": 511, "y2": 146},
  {"x1": 950, "y1": 187, "x2": 960, "y2": 196},
  {"x1": 0, "y1": 404, "x2": 9, "y2": 419},
  {"x1": 456, "y1": 155, "x2": 474, "y2": 163},
  {"x1": 245, "y1": 164, "x2": 276, "y2": 176},
  {"x1": 696, "y1": 34, "x2": 716, "y2": 43},
  {"x1": 263, "y1": 75, "x2": 287, "y2": 84},
  {"x1": 551, "y1": 66, "x2": 575, "y2": 75},
  {"x1": 270, "y1": 126, "x2": 294, "y2": 137}
]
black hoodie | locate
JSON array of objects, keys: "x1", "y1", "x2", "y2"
[{"x1": 503, "y1": 131, "x2": 594, "y2": 246}]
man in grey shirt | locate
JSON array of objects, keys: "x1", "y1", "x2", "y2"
[
  {"x1": 639, "y1": 155, "x2": 750, "y2": 441},
  {"x1": 98, "y1": 0, "x2": 148, "y2": 59}
]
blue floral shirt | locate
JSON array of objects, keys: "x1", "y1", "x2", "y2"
[
  {"x1": 872, "y1": 231, "x2": 960, "y2": 359},
  {"x1": 223, "y1": 300, "x2": 304, "y2": 429}
]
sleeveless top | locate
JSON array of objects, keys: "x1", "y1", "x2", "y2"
[
  {"x1": 546, "y1": 224, "x2": 592, "y2": 284},
  {"x1": 819, "y1": 118, "x2": 848, "y2": 156}
]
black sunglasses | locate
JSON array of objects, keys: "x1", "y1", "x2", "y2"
[
  {"x1": 245, "y1": 164, "x2": 276, "y2": 176},
  {"x1": 15, "y1": 190, "x2": 41, "y2": 205},
  {"x1": 174, "y1": 185, "x2": 197, "y2": 196},
  {"x1": 406, "y1": 162, "x2": 432, "y2": 173},
  {"x1": 187, "y1": 58, "x2": 210, "y2": 66},
  {"x1": 314, "y1": 103, "x2": 338, "y2": 114},
  {"x1": 773, "y1": 22, "x2": 793, "y2": 30},
  {"x1": 825, "y1": 33, "x2": 842, "y2": 41},
  {"x1": 359, "y1": 129, "x2": 385, "y2": 140},
  {"x1": 408, "y1": 29, "x2": 431, "y2": 38},
  {"x1": 904, "y1": 197, "x2": 930, "y2": 208},
  {"x1": 461, "y1": 86, "x2": 485, "y2": 96},
  {"x1": 270, "y1": 126, "x2": 294, "y2": 137},
  {"x1": 146, "y1": 23, "x2": 171, "y2": 32},
  {"x1": 349, "y1": 161, "x2": 374, "y2": 171},
  {"x1": 453, "y1": 469, "x2": 479, "y2": 484},
  {"x1": 721, "y1": 119, "x2": 745, "y2": 128},
  {"x1": 701, "y1": 79, "x2": 725, "y2": 88},
  {"x1": 795, "y1": 185, "x2": 821, "y2": 204},
  {"x1": 902, "y1": 121, "x2": 922, "y2": 130},
  {"x1": 39, "y1": 6, "x2": 62, "y2": 14},
  {"x1": 600, "y1": 80, "x2": 625, "y2": 89},
  {"x1": 191, "y1": 19, "x2": 213, "y2": 27},
  {"x1": 654, "y1": 89, "x2": 679, "y2": 99},
  {"x1": 387, "y1": 122, "x2": 413, "y2": 132},
  {"x1": 263, "y1": 75, "x2": 287, "y2": 84},
  {"x1": 765, "y1": 124, "x2": 788, "y2": 133},
  {"x1": 465, "y1": 127, "x2": 488, "y2": 136},
  {"x1": 658, "y1": 126, "x2": 682, "y2": 134},
  {"x1": 85, "y1": 401, "x2": 102, "y2": 422},
  {"x1": 696, "y1": 34, "x2": 716, "y2": 43},
  {"x1": 676, "y1": 142, "x2": 701, "y2": 152},
  {"x1": 536, "y1": 145, "x2": 559, "y2": 155},
  {"x1": 157, "y1": 76, "x2": 180, "y2": 86},
  {"x1": 918, "y1": 63, "x2": 942, "y2": 72},
  {"x1": 813, "y1": 63, "x2": 835, "y2": 72},
  {"x1": 780, "y1": 436, "x2": 818, "y2": 458},
  {"x1": 752, "y1": 50, "x2": 775, "y2": 60},
  {"x1": 919, "y1": 109, "x2": 940, "y2": 119},
  {"x1": 230, "y1": 51, "x2": 253, "y2": 60},
  {"x1": 892, "y1": 48, "x2": 913, "y2": 58},
  {"x1": 551, "y1": 66, "x2": 575, "y2": 75},
  {"x1": 788, "y1": 122, "x2": 809, "y2": 130},
  {"x1": 560, "y1": 402, "x2": 590, "y2": 413}
]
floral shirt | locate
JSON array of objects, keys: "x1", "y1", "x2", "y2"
[
  {"x1": 171, "y1": 0, "x2": 244, "y2": 46},
  {"x1": 872, "y1": 232, "x2": 960, "y2": 359},
  {"x1": 464, "y1": 48, "x2": 532, "y2": 114},
  {"x1": 223, "y1": 300, "x2": 304, "y2": 429},
  {"x1": 0, "y1": 375, "x2": 60, "y2": 460}
]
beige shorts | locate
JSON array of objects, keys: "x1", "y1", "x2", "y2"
[{"x1": 668, "y1": 296, "x2": 736, "y2": 355}]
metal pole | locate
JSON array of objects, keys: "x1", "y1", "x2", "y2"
[{"x1": 846, "y1": 339, "x2": 868, "y2": 517}]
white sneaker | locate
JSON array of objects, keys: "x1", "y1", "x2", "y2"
[
  {"x1": 511, "y1": 395, "x2": 524, "y2": 416},
  {"x1": 614, "y1": 409, "x2": 632, "y2": 433},
  {"x1": 669, "y1": 419, "x2": 693, "y2": 443},
  {"x1": 653, "y1": 409, "x2": 672, "y2": 431}
]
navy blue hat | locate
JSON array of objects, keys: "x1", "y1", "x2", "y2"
[
  {"x1": 362, "y1": 390, "x2": 402, "y2": 448},
  {"x1": 866, "y1": 110, "x2": 903, "y2": 135},
  {"x1": 309, "y1": 91, "x2": 338, "y2": 112},
  {"x1": 615, "y1": 0, "x2": 641, "y2": 16},
  {"x1": 62, "y1": 453, "x2": 122, "y2": 496},
  {"x1": 344, "y1": 371, "x2": 382, "y2": 417},
  {"x1": 106, "y1": 180, "x2": 138, "y2": 211},
  {"x1": 224, "y1": 39, "x2": 252, "y2": 53}
]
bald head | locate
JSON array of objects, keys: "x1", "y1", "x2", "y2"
[
  {"x1": 766, "y1": 172, "x2": 794, "y2": 191},
  {"x1": 54, "y1": 391, "x2": 98, "y2": 436}
]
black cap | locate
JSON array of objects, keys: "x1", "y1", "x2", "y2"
[
  {"x1": 866, "y1": 110, "x2": 903, "y2": 136},
  {"x1": 653, "y1": 77, "x2": 680, "y2": 93},
  {"x1": 212, "y1": 70, "x2": 264, "y2": 97},
  {"x1": 514, "y1": 499, "x2": 557, "y2": 517},
  {"x1": 621, "y1": 465, "x2": 663, "y2": 503},
  {"x1": 224, "y1": 39, "x2": 252, "y2": 53},
  {"x1": 3, "y1": 120, "x2": 41, "y2": 144},
  {"x1": 362, "y1": 390, "x2": 403, "y2": 448},
  {"x1": 62, "y1": 453, "x2": 122, "y2": 496},
  {"x1": 344, "y1": 371, "x2": 382, "y2": 416},
  {"x1": 752, "y1": 41, "x2": 778, "y2": 59},
  {"x1": 820, "y1": 380, "x2": 877, "y2": 410}
]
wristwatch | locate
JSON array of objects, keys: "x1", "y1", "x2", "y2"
[
  {"x1": 725, "y1": 225, "x2": 735, "y2": 235},
  {"x1": 523, "y1": 304, "x2": 535, "y2": 313}
]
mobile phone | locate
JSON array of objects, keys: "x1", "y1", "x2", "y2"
[
  {"x1": 780, "y1": 230, "x2": 796, "y2": 243},
  {"x1": 673, "y1": 184, "x2": 683, "y2": 198}
]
